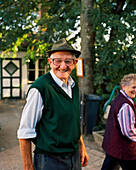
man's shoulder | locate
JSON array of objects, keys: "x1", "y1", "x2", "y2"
[
  {"x1": 71, "y1": 77, "x2": 79, "y2": 89},
  {"x1": 29, "y1": 72, "x2": 54, "y2": 92},
  {"x1": 27, "y1": 72, "x2": 53, "y2": 97},
  {"x1": 33, "y1": 72, "x2": 52, "y2": 85}
]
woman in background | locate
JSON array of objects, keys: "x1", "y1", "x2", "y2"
[{"x1": 102, "y1": 73, "x2": 136, "y2": 170}]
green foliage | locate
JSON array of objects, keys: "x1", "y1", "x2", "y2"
[
  {"x1": 88, "y1": 0, "x2": 136, "y2": 98},
  {"x1": 0, "y1": 0, "x2": 81, "y2": 61},
  {"x1": 0, "y1": 0, "x2": 39, "y2": 49},
  {"x1": 38, "y1": 0, "x2": 81, "y2": 42}
]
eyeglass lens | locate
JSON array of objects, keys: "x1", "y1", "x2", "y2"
[{"x1": 52, "y1": 58, "x2": 74, "y2": 66}]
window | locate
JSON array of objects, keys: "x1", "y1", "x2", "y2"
[
  {"x1": 27, "y1": 59, "x2": 47, "y2": 84},
  {"x1": 38, "y1": 59, "x2": 45, "y2": 77},
  {"x1": 27, "y1": 59, "x2": 35, "y2": 83}
]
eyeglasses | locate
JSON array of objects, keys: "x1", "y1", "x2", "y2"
[{"x1": 51, "y1": 58, "x2": 75, "y2": 66}]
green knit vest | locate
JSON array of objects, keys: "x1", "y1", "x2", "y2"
[{"x1": 29, "y1": 72, "x2": 81, "y2": 156}]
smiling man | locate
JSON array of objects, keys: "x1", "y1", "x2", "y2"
[{"x1": 17, "y1": 38, "x2": 89, "y2": 170}]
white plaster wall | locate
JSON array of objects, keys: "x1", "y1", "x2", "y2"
[{"x1": 16, "y1": 52, "x2": 31, "y2": 99}]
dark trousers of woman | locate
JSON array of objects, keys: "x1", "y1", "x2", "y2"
[
  {"x1": 34, "y1": 151, "x2": 81, "y2": 170},
  {"x1": 101, "y1": 153, "x2": 136, "y2": 170}
]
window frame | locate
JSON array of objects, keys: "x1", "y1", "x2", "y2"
[{"x1": 27, "y1": 59, "x2": 47, "y2": 84}]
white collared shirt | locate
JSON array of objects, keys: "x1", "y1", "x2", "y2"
[
  {"x1": 17, "y1": 70, "x2": 75, "y2": 139},
  {"x1": 50, "y1": 70, "x2": 75, "y2": 98}
]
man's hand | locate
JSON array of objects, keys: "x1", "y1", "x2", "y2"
[{"x1": 79, "y1": 136, "x2": 89, "y2": 167}]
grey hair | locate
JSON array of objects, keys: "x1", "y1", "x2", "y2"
[
  {"x1": 120, "y1": 73, "x2": 136, "y2": 87},
  {"x1": 50, "y1": 53, "x2": 76, "y2": 59}
]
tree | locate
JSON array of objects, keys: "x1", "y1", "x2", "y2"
[
  {"x1": 92, "y1": 0, "x2": 136, "y2": 96},
  {"x1": 0, "y1": 0, "x2": 81, "y2": 60},
  {"x1": 80, "y1": 0, "x2": 136, "y2": 97},
  {"x1": 80, "y1": 0, "x2": 95, "y2": 95}
]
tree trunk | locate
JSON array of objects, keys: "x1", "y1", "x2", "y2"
[{"x1": 80, "y1": 0, "x2": 95, "y2": 96}]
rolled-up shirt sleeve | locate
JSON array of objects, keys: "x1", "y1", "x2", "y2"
[
  {"x1": 17, "y1": 88, "x2": 43, "y2": 139},
  {"x1": 117, "y1": 103, "x2": 136, "y2": 142}
]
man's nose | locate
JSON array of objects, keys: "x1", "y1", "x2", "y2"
[{"x1": 60, "y1": 61, "x2": 67, "y2": 68}]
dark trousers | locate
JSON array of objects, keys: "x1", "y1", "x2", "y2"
[
  {"x1": 34, "y1": 151, "x2": 81, "y2": 170},
  {"x1": 101, "y1": 153, "x2": 136, "y2": 170}
]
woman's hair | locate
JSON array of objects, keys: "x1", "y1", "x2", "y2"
[{"x1": 120, "y1": 73, "x2": 136, "y2": 87}]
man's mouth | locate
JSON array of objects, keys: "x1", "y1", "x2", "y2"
[{"x1": 59, "y1": 70, "x2": 68, "y2": 73}]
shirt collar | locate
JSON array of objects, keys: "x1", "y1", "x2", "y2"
[
  {"x1": 50, "y1": 69, "x2": 75, "y2": 88},
  {"x1": 120, "y1": 89, "x2": 134, "y2": 104}
]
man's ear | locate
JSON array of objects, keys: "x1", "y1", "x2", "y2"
[
  {"x1": 48, "y1": 58, "x2": 52, "y2": 65},
  {"x1": 74, "y1": 59, "x2": 78, "y2": 66}
]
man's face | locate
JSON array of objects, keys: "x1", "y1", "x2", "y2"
[
  {"x1": 48, "y1": 51, "x2": 78, "y2": 84},
  {"x1": 122, "y1": 80, "x2": 136, "y2": 99}
]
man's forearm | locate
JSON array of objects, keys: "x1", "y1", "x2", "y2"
[
  {"x1": 79, "y1": 136, "x2": 86, "y2": 149},
  {"x1": 19, "y1": 139, "x2": 34, "y2": 170},
  {"x1": 79, "y1": 135, "x2": 89, "y2": 167}
]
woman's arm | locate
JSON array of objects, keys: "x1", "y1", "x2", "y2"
[{"x1": 117, "y1": 103, "x2": 136, "y2": 142}]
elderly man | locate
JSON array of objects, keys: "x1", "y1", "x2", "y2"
[{"x1": 17, "y1": 38, "x2": 89, "y2": 170}]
